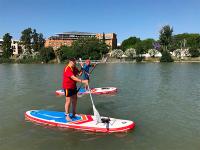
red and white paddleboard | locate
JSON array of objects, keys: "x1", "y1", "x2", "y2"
[
  {"x1": 55, "y1": 87, "x2": 117, "y2": 96},
  {"x1": 25, "y1": 110, "x2": 135, "y2": 133}
]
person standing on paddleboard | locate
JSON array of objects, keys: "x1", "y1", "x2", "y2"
[
  {"x1": 80, "y1": 59, "x2": 96, "y2": 90},
  {"x1": 63, "y1": 58, "x2": 88, "y2": 121}
]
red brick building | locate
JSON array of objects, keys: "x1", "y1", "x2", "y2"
[{"x1": 45, "y1": 32, "x2": 117, "y2": 49}]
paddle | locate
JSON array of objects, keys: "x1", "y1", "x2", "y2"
[
  {"x1": 76, "y1": 58, "x2": 85, "y2": 92},
  {"x1": 79, "y1": 58, "x2": 101, "y2": 123},
  {"x1": 89, "y1": 62, "x2": 98, "y2": 75},
  {"x1": 87, "y1": 83, "x2": 101, "y2": 123},
  {"x1": 86, "y1": 78, "x2": 110, "y2": 126}
]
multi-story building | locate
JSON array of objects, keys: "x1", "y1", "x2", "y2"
[
  {"x1": 96, "y1": 33, "x2": 117, "y2": 49},
  {"x1": 45, "y1": 32, "x2": 117, "y2": 50},
  {"x1": 11, "y1": 40, "x2": 22, "y2": 56},
  {"x1": 0, "y1": 39, "x2": 22, "y2": 56}
]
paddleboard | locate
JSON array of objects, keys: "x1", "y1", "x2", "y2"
[
  {"x1": 55, "y1": 87, "x2": 117, "y2": 96},
  {"x1": 25, "y1": 110, "x2": 135, "y2": 133}
]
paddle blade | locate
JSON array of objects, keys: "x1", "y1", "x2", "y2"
[{"x1": 93, "y1": 105, "x2": 101, "y2": 123}]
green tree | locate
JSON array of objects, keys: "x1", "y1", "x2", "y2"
[
  {"x1": 38, "y1": 33, "x2": 45, "y2": 50},
  {"x1": 159, "y1": 25, "x2": 174, "y2": 62},
  {"x1": 71, "y1": 37, "x2": 108, "y2": 60},
  {"x1": 189, "y1": 47, "x2": 200, "y2": 57},
  {"x1": 159, "y1": 25, "x2": 173, "y2": 51},
  {"x1": 71, "y1": 38, "x2": 86, "y2": 58},
  {"x1": 121, "y1": 37, "x2": 141, "y2": 51},
  {"x1": 173, "y1": 33, "x2": 200, "y2": 49},
  {"x1": 20, "y1": 28, "x2": 32, "y2": 54},
  {"x1": 141, "y1": 38, "x2": 155, "y2": 52},
  {"x1": 135, "y1": 42, "x2": 145, "y2": 62},
  {"x1": 39, "y1": 47, "x2": 55, "y2": 63},
  {"x1": 32, "y1": 29, "x2": 39, "y2": 51},
  {"x1": 59, "y1": 46, "x2": 76, "y2": 61},
  {"x1": 135, "y1": 42, "x2": 145, "y2": 56},
  {"x1": 160, "y1": 50, "x2": 174, "y2": 62},
  {"x1": 98, "y1": 41, "x2": 109, "y2": 57},
  {"x1": 32, "y1": 29, "x2": 45, "y2": 52},
  {"x1": 2, "y1": 33, "x2": 12, "y2": 58}
]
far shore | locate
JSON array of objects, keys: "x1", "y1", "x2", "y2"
[
  {"x1": 1, "y1": 57, "x2": 200, "y2": 64},
  {"x1": 103, "y1": 57, "x2": 200, "y2": 63},
  {"x1": 104, "y1": 60, "x2": 200, "y2": 63}
]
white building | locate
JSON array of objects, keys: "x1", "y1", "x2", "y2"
[
  {"x1": 0, "y1": 39, "x2": 22, "y2": 56},
  {"x1": 11, "y1": 40, "x2": 22, "y2": 55}
]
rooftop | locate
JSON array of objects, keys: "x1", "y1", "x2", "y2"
[
  {"x1": 48, "y1": 31, "x2": 97, "y2": 40},
  {"x1": 56, "y1": 31, "x2": 96, "y2": 36}
]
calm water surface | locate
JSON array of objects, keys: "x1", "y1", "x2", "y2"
[{"x1": 0, "y1": 63, "x2": 200, "y2": 150}]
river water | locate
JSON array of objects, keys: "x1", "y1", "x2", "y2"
[{"x1": 0, "y1": 63, "x2": 200, "y2": 150}]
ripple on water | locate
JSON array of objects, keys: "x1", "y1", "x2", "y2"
[{"x1": 1, "y1": 63, "x2": 200, "y2": 150}]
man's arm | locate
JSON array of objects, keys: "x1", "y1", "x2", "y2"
[
  {"x1": 80, "y1": 62, "x2": 84, "y2": 68},
  {"x1": 70, "y1": 75, "x2": 88, "y2": 84}
]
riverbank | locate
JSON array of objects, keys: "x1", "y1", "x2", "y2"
[
  {"x1": 1, "y1": 57, "x2": 200, "y2": 64},
  {"x1": 105, "y1": 57, "x2": 200, "y2": 63}
]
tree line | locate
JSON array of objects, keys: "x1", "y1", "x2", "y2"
[
  {"x1": 0, "y1": 28, "x2": 109, "y2": 63},
  {"x1": 1, "y1": 25, "x2": 200, "y2": 63},
  {"x1": 1, "y1": 28, "x2": 55, "y2": 63},
  {"x1": 56, "y1": 37, "x2": 108, "y2": 62},
  {"x1": 119, "y1": 25, "x2": 200, "y2": 62}
]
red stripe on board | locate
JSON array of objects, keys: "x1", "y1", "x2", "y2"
[
  {"x1": 68, "y1": 115, "x2": 93, "y2": 124},
  {"x1": 56, "y1": 89, "x2": 117, "y2": 96},
  {"x1": 25, "y1": 112, "x2": 135, "y2": 133}
]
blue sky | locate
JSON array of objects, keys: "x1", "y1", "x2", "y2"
[{"x1": 0, "y1": 0, "x2": 199, "y2": 43}]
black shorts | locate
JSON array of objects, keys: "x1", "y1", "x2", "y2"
[{"x1": 63, "y1": 88, "x2": 77, "y2": 97}]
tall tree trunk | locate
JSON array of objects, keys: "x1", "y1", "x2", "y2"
[{"x1": 54, "y1": 49, "x2": 61, "y2": 63}]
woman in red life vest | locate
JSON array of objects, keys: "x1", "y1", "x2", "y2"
[{"x1": 62, "y1": 58, "x2": 88, "y2": 121}]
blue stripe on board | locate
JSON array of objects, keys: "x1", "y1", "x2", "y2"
[
  {"x1": 79, "y1": 88, "x2": 87, "y2": 93},
  {"x1": 30, "y1": 110, "x2": 82, "y2": 123}
]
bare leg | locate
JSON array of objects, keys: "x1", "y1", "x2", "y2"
[
  {"x1": 71, "y1": 94, "x2": 77, "y2": 117},
  {"x1": 65, "y1": 97, "x2": 72, "y2": 121},
  {"x1": 85, "y1": 79, "x2": 89, "y2": 90},
  {"x1": 85, "y1": 85, "x2": 88, "y2": 90}
]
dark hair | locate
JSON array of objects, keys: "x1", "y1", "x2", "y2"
[{"x1": 69, "y1": 58, "x2": 76, "y2": 62}]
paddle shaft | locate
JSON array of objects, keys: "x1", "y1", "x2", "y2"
[
  {"x1": 78, "y1": 58, "x2": 101, "y2": 122},
  {"x1": 89, "y1": 63, "x2": 97, "y2": 75},
  {"x1": 87, "y1": 83, "x2": 101, "y2": 122}
]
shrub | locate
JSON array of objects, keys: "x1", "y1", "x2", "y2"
[
  {"x1": 160, "y1": 50, "x2": 174, "y2": 62},
  {"x1": 189, "y1": 47, "x2": 200, "y2": 57},
  {"x1": 0, "y1": 57, "x2": 14, "y2": 63},
  {"x1": 39, "y1": 47, "x2": 55, "y2": 63},
  {"x1": 110, "y1": 49, "x2": 124, "y2": 58}
]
